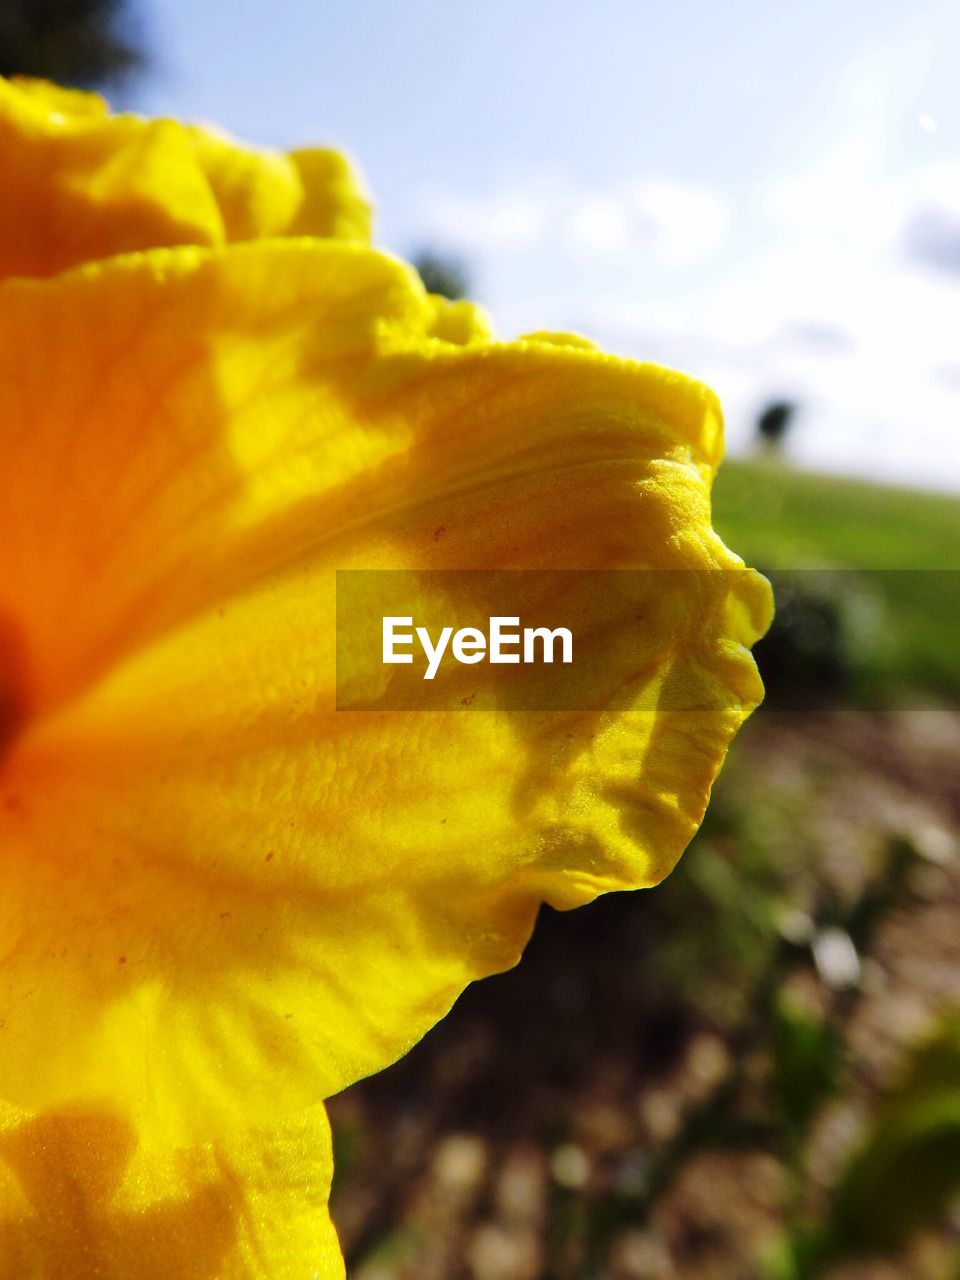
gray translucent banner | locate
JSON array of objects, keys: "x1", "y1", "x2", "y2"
[
  {"x1": 335, "y1": 568, "x2": 764, "y2": 712},
  {"x1": 335, "y1": 569, "x2": 958, "y2": 712}
]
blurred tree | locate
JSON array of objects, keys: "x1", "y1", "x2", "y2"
[
  {"x1": 756, "y1": 398, "x2": 797, "y2": 451},
  {"x1": 0, "y1": 0, "x2": 144, "y2": 88},
  {"x1": 412, "y1": 249, "x2": 470, "y2": 301}
]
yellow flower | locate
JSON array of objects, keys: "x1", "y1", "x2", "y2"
[{"x1": 0, "y1": 78, "x2": 772, "y2": 1277}]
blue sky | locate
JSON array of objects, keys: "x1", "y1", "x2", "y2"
[{"x1": 132, "y1": 0, "x2": 960, "y2": 490}]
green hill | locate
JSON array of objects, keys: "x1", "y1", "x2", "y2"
[
  {"x1": 712, "y1": 460, "x2": 960, "y2": 700},
  {"x1": 713, "y1": 459, "x2": 960, "y2": 570}
]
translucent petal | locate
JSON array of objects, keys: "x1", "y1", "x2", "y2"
[
  {"x1": 0, "y1": 241, "x2": 770, "y2": 1146},
  {"x1": 0, "y1": 1101, "x2": 342, "y2": 1279},
  {"x1": 0, "y1": 77, "x2": 370, "y2": 281}
]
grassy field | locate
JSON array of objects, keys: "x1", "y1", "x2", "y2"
[
  {"x1": 713, "y1": 459, "x2": 960, "y2": 571},
  {"x1": 712, "y1": 460, "x2": 960, "y2": 700}
]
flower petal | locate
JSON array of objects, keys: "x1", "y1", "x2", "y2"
[
  {"x1": 0, "y1": 241, "x2": 770, "y2": 1144},
  {"x1": 0, "y1": 76, "x2": 370, "y2": 281},
  {"x1": 0, "y1": 1102, "x2": 342, "y2": 1279}
]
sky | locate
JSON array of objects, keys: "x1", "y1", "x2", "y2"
[{"x1": 131, "y1": 0, "x2": 960, "y2": 491}]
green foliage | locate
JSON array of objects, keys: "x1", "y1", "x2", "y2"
[
  {"x1": 756, "y1": 400, "x2": 797, "y2": 450},
  {"x1": 752, "y1": 570, "x2": 900, "y2": 706},
  {"x1": 770, "y1": 998, "x2": 843, "y2": 1147},
  {"x1": 411, "y1": 249, "x2": 470, "y2": 301},
  {"x1": 713, "y1": 461, "x2": 960, "y2": 699},
  {"x1": 789, "y1": 1016, "x2": 960, "y2": 1276},
  {"x1": 753, "y1": 573, "x2": 854, "y2": 701},
  {"x1": 0, "y1": 0, "x2": 143, "y2": 88},
  {"x1": 653, "y1": 833, "x2": 783, "y2": 1029}
]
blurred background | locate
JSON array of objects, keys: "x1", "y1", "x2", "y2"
[{"x1": 5, "y1": 3, "x2": 959, "y2": 1277}]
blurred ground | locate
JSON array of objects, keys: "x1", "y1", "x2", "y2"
[{"x1": 329, "y1": 466, "x2": 960, "y2": 1279}]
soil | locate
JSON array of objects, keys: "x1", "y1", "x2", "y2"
[{"x1": 329, "y1": 710, "x2": 960, "y2": 1280}]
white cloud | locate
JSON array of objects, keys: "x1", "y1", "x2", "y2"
[
  {"x1": 621, "y1": 178, "x2": 731, "y2": 266},
  {"x1": 419, "y1": 189, "x2": 546, "y2": 251},
  {"x1": 413, "y1": 172, "x2": 731, "y2": 267},
  {"x1": 565, "y1": 178, "x2": 730, "y2": 265},
  {"x1": 899, "y1": 163, "x2": 960, "y2": 272},
  {"x1": 566, "y1": 193, "x2": 633, "y2": 256}
]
